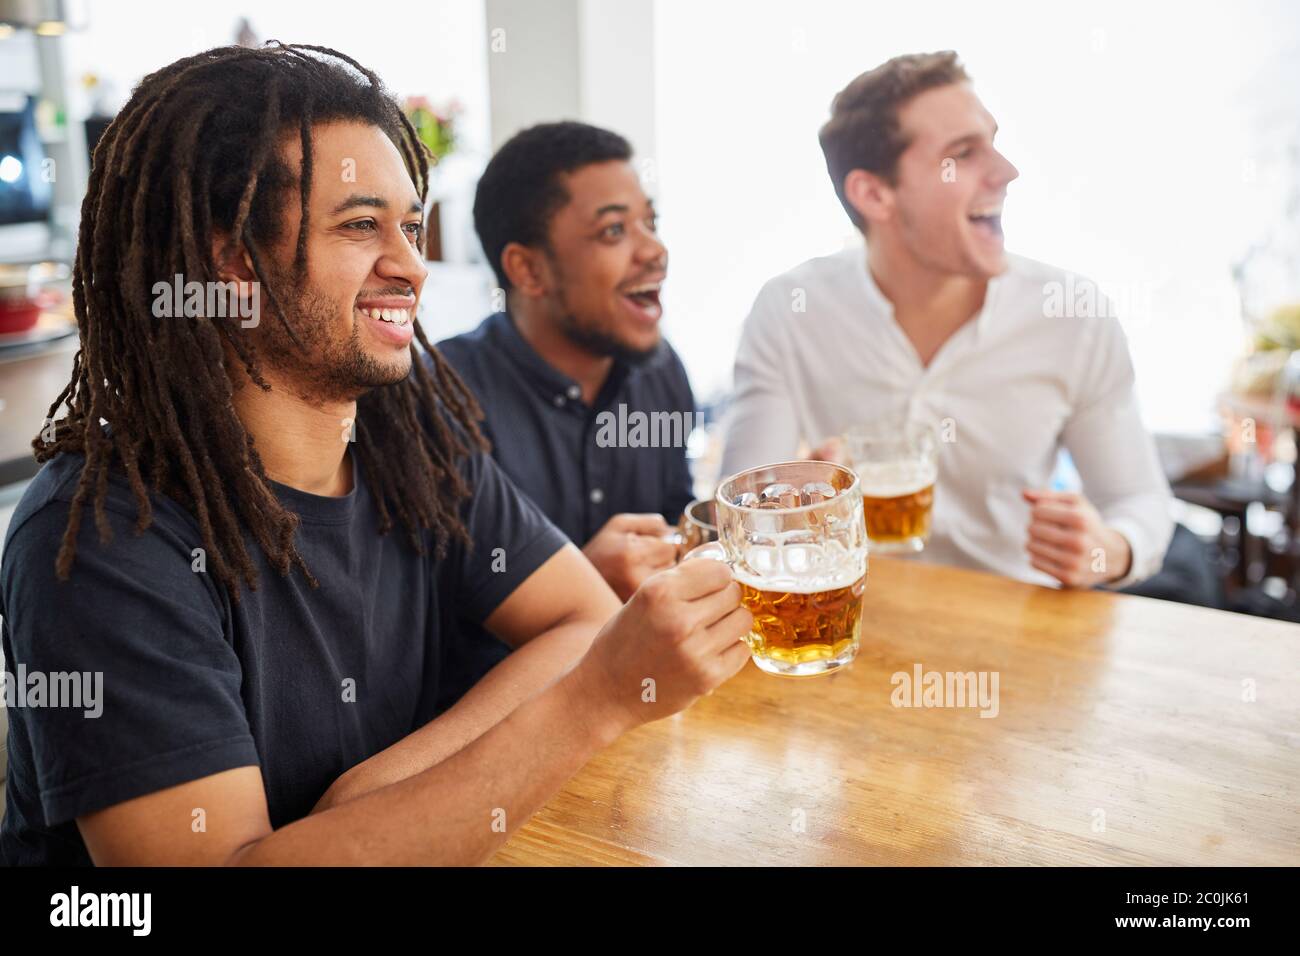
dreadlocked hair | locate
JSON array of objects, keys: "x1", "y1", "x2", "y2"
[{"x1": 36, "y1": 42, "x2": 487, "y2": 603}]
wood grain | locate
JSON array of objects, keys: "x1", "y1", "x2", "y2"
[{"x1": 490, "y1": 557, "x2": 1300, "y2": 866}]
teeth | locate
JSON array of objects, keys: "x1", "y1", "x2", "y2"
[
  {"x1": 625, "y1": 283, "x2": 661, "y2": 295},
  {"x1": 360, "y1": 306, "x2": 411, "y2": 326},
  {"x1": 969, "y1": 208, "x2": 1002, "y2": 218}
]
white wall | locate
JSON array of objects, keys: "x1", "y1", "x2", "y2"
[
  {"x1": 579, "y1": 0, "x2": 656, "y2": 164},
  {"x1": 653, "y1": 0, "x2": 1300, "y2": 434},
  {"x1": 485, "y1": 0, "x2": 581, "y2": 148},
  {"x1": 485, "y1": 0, "x2": 656, "y2": 161}
]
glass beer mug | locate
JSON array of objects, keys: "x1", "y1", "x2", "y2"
[
  {"x1": 687, "y1": 460, "x2": 868, "y2": 677},
  {"x1": 843, "y1": 419, "x2": 937, "y2": 554},
  {"x1": 664, "y1": 497, "x2": 719, "y2": 561}
]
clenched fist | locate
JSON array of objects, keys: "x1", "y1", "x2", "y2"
[
  {"x1": 582, "y1": 513, "x2": 679, "y2": 601},
  {"x1": 569, "y1": 558, "x2": 753, "y2": 733},
  {"x1": 1023, "y1": 489, "x2": 1132, "y2": 588}
]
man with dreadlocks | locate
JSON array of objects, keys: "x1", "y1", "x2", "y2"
[{"x1": 0, "y1": 44, "x2": 751, "y2": 865}]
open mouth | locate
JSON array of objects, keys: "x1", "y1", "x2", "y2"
[
  {"x1": 967, "y1": 207, "x2": 1004, "y2": 241},
  {"x1": 359, "y1": 306, "x2": 412, "y2": 327},
  {"x1": 355, "y1": 302, "x2": 415, "y2": 346},
  {"x1": 620, "y1": 281, "x2": 663, "y2": 322}
]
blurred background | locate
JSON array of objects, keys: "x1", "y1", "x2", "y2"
[{"x1": 1, "y1": 0, "x2": 1300, "y2": 615}]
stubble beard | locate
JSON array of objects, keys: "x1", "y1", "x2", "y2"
[{"x1": 253, "y1": 285, "x2": 412, "y2": 405}]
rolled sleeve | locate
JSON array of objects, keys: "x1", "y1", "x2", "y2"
[
  {"x1": 1062, "y1": 313, "x2": 1175, "y2": 588},
  {"x1": 1104, "y1": 515, "x2": 1169, "y2": 590}
]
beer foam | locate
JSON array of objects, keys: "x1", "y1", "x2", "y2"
[
  {"x1": 731, "y1": 537, "x2": 866, "y2": 592},
  {"x1": 734, "y1": 567, "x2": 864, "y2": 593},
  {"x1": 857, "y1": 460, "x2": 937, "y2": 499}
]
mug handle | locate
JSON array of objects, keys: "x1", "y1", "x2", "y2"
[{"x1": 681, "y1": 541, "x2": 729, "y2": 564}]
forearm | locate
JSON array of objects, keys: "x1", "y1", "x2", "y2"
[
  {"x1": 232, "y1": 665, "x2": 626, "y2": 865},
  {"x1": 312, "y1": 618, "x2": 598, "y2": 812}
]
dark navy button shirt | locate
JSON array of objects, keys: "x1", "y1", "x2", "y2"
[{"x1": 436, "y1": 311, "x2": 697, "y2": 545}]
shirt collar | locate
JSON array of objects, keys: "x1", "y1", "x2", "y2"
[
  {"x1": 858, "y1": 246, "x2": 1008, "y2": 348},
  {"x1": 485, "y1": 310, "x2": 632, "y2": 410}
]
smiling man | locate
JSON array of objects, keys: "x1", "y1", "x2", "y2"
[
  {"x1": 721, "y1": 51, "x2": 1174, "y2": 589},
  {"x1": 438, "y1": 122, "x2": 694, "y2": 605},
  {"x1": 434, "y1": 123, "x2": 696, "y2": 706},
  {"x1": 0, "y1": 45, "x2": 751, "y2": 866}
]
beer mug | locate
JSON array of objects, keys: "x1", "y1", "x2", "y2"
[
  {"x1": 843, "y1": 420, "x2": 937, "y2": 554},
  {"x1": 686, "y1": 461, "x2": 868, "y2": 677},
  {"x1": 665, "y1": 497, "x2": 718, "y2": 561}
]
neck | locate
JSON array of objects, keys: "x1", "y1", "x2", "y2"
[
  {"x1": 866, "y1": 231, "x2": 987, "y2": 327},
  {"x1": 510, "y1": 294, "x2": 613, "y2": 406},
  {"x1": 229, "y1": 366, "x2": 356, "y2": 497}
]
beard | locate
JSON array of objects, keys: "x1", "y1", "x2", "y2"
[
  {"x1": 542, "y1": 249, "x2": 659, "y2": 365},
  {"x1": 556, "y1": 310, "x2": 658, "y2": 366},
  {"x1": 251, "y1": 281, "x2": 412, "y2": 404}
]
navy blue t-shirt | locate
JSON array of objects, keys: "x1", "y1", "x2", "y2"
[{"x1": 0, "y1": 441, "x2": 566, "y2": 866}]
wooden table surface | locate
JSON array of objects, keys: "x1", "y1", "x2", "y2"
[{"x1": 491, "y1": 557, "x2": 1300, "y2": 866}]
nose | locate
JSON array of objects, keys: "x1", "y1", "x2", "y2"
[
  {"x1": 634, "y1": 220, "x2": 668, "y2": 270},
  {"x1": 376, "y1": 223, "x2": 429, "y2": 291},
  {"x1": 993, "y1": 147, "x2": 1019, "y2": 187}
]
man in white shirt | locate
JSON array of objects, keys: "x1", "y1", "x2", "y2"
[{"x1": 721, "y1": 51, "x2": 1173, "y2": 589}]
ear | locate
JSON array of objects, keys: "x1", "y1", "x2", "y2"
[
  {"x1": 209, "y1": 234, "x2": 262, "y2": 320},
  {"x1": 211, "y1": 234, "x2": 258, "y2": 284},
  {"x1": 500, "y1": 242, "x2": 552, "y2": 299},
  {"x1": 844, "y1": 169, "x2": 894, "y2": 231}
]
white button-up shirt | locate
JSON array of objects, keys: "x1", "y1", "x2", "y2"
[{"x1": 720, "y1": 246, "x2": 1174, "y2": 588}]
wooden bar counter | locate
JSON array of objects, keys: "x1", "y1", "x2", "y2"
[{"x1": 491, "y1": 557, "x2": 1300, "y2": 866}]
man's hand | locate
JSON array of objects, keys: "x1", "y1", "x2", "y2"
[
  {"x1": 582, "y1": 513, "x2": 679, "y2": 601},
  {"x1": 809, "y1": 435, "x2": 846, "y2": 464},
  {"x1": 569, "y1": 559, "x2": 753, "y2": 733},
  {"x1": 1022, "y1": 489, "x2": 1132, "y2": 587}
]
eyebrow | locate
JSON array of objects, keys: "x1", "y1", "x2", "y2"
[
  {"x1": 942, "y1": 121, "x2": 999, "y2": 153},
  {"x1": 330, "y1": 194, "x2": 424, "y2": 215},
  {"x1": 592, "y1": 200, "x2": 656, "y2": 221}
]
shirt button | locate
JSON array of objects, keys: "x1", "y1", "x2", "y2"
[
  {"x1": 566, "y1": 385, "x2": 581, "y2": 400},
  {"x1": 589, "y1": 488, "x2": 605, "y2": 504},
  {"x1": 553, "y1": 394, "x2": 566, "y2": 407}
]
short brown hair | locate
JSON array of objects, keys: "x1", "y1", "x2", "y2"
[{"x1": 819, "y1": 51, "x2": 970, "y2": 230}]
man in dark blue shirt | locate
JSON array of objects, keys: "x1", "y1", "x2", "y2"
[
  {"x1": 439, "y1": 122, "x2": 696, "y2": 602},
  {"x1": 0, "y1": 46, "x2": 751, "y2": 866}
]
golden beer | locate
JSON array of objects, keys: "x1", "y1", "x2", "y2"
[
  {"x1": 845, "y1": 421, "x2": 939, "y2": 555},
  {"x1": 693, "y1": 459, "x2": 869, "y2": 677},
  {"x1": 860, "y1": 466, "x2": 935, "y2": 550},
  {"x1": 738, "y1": 572, "x2": 867, "y2": 666}
]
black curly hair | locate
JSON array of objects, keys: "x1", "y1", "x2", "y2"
[{"x1": 472, "y1": 120, "x2": 632, "y2": 290}]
